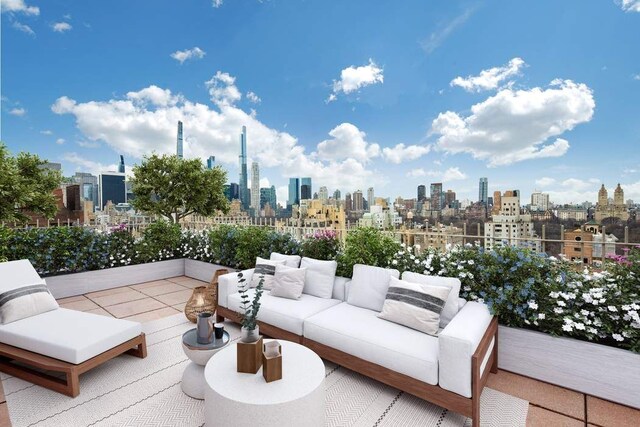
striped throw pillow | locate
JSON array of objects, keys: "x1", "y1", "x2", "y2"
[
  {"x1": 250, "y1": 257, "x2": 286, "y2": 290},
  {"x1": 0, "y1": 283, "x2": 59, "y2": 325},
  {"x1": 378, "y1": 277, "x2": 451, "y2": 336}
]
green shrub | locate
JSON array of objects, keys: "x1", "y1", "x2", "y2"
[
  {"x1": 235, "y1": 227, "x2": 273, "y2": 269},
  {"x1": 337, "y1": 228, "x2": 401, "y2": 277},
  {"x1": 300, "y1": 230, "x2": 341, "y2": 261},
  {"x1": 208, "y1": 225, "x2": 239, "y2": 267},
  {"x1": 137, "y1": 220, "x2": 182, "y2": 262}
]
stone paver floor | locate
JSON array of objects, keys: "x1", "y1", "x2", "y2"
[{"x1": 1, "y1": 276, "x2": 638, "y2": 426}]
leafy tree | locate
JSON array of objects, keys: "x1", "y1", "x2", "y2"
[
  {"x1": 130, "y1": 154, "x2": 229, "y2": 223},
  {"x1": 0, "y1": 143, "x2": 62, "y2": 224}
]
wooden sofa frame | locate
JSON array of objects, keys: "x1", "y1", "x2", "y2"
[
  {"x1": 0, "y1": 333, "x2": 147, "y2": 397},
  {"x1": 217, "y1": 307, "x2": 498, "y2": 427}
]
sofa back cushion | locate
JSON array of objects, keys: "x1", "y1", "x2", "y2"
[
  {"x1": 300, "y1": 257, "x2": 337, "y2": 299},
  {"x1": 270, "y1": 252, "x2": 302, "y2": 268},
  {"x1": 347, "y1": 264, "x2": 400, "y2": 312},
  {"x1": 0, "y1": 260, "x2": 59, "y2": 325},
  {"x1": 378, "y1": 277, "x2": 451, "y2": 336},
  {"x1": 251, "y1": 257, "x2": 285, "y2": 289},
  {"x1": 401, "y1": 272, "x2": 461, "y2": 327},
  {"x1": 270, "y1": 265, "x2": 307, "y2": 300}
]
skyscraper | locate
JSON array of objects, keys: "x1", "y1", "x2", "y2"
[
  {"x1": 250, "y1": 161, "x2": 260, "y2": 213},
  {"x1": 333, "y1": 189, "x2": 341, "y2": 201},
  {"x1": 352, "y1": 190, "x2": 364, "y2": 211},
  {"x1": 345, "y1": 193, "x2": 352, "y2": 213},
  {"x1": 224, "y1": 182, "x2": 240, "y2": 201},
  {"x1": 367, "y1": 187, "x2": 374, "y2": 209},
  {"x1": 417, "y1": 185, "x2": 426, "y2": 202},
  {"x1": 73, "y1": 172, "x2": 99, "y2": 211},
  {"x1": 206, "y1": 156, "x2": 216, "y2": 169},
  {"x1": 288, "y1": 178, "x2": 300, "y2": 207},
  {"x1": 177, "y1": 121, "x2": 184, "y2": 159},
  {"x1": 445, "y1": 190, "x2": 456, "y2": 208},
  {"x1": 260, "y1": 186, "x2": 277, "y2": 209},
  {"x1": 479, "y1": 177, "x2": 488, "y2": 205},
  {"x1": 319, "y1": 186, "x2": 329, "y2": 204},
  {"x1": 301, "y1": 177, "x2": 312, "y2": 200},
  {"x1": 239, "y1": 126, "x2": 249, "y2": 210},
  {"x1": 99, "y1": 172, "x2": 126, "y2": 210},
  {"x1": 430, "y1": 183, "x2": 443, "y2": 211},
  {"x1": 118, "y1": 155, "x2": 125, "y2": 173}
]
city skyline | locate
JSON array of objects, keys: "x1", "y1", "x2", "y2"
[{"x1": 2, "y1": 1, "x2": 639, "y2": 205}]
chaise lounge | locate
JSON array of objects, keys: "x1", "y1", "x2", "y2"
[
  {"x1": 0, "y1": 260, "x2": 147, "y2": 397},
  {"x1": 216, "y1": 253, "x2": 498, "y2": 427}
]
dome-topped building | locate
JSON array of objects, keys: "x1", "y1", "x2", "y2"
[{"x1": 595, "y1": 184, "x2": 629, "y2": 222}]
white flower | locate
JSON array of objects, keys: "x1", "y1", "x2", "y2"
[
  {"x1": 557, "y1": 301, "x2": 566, "y2": 307},
  {"x1": 581, "y1": 309, "x2": 590, "y2": 317},
  {"x1": 538, "y1": 313, "x2": 546, "y2": 320},
  {"x1": 528, "y1": 301, "x2": 538, "y2": 310},
  {"x1": 391, "y1": 260, "x2": 398, "y2": 265},
  {"x1": 562, "y1": 324, "x2": 573, "y2": 332},
  {"x1": 554, "y1": 308, "x2": 564, "y2": 314},
  {"x1": 612, "y1": 333, "x2": 624, "y2": 342},
  {"x1": 607, "y1": 306, "x2": 617, "y2": 312},
  {"x1": 574, "y1": 323, "x2": 586, "y2": 331}
]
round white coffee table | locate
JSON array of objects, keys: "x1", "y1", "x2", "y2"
[
  {"x1": 204, "y1": 339, "x2": 325, "y2": 427},
  {"x1": 181, "y1": 328, "x2": 230, "y2": 399}
]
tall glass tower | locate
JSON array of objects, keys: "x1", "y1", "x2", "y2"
[
  {"x1": 300, "y1": 177, "x2": 312, "y2": 200},
  {"x1": 118, "y1": 155, "x2": 125, "y2": 173},
  {"x1": 288, "y1": 177, "x2": 300, "y2": 208},
  {"x1": 479, "y1": 177, "x2": 488, "y2": 205},
  {"x1": 239, "y1": 126, "x2": 249, "y2": 209},
  {"x1": 177, "y1": 121, "x2": 184, "y2": 158}
]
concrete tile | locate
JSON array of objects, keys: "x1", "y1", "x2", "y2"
[
  {"x1": 56, "y1": 295, "x2": 86, "y2": 304},
  {"x1": 105, "y1": 298, "x2": 166, "y2": 318},
  {"x1": 172, "y1": 302, "x2": 186, "y2": 312},
  {"x1": 85, "y1": 286, "x2": 133, "y2": 299},
  {"x1": 153, "y1": 289, "x2": 194, "y2": 306},
  {"x1": 167, "y1": 276, "x2": 207, "y2": 286},
  {"x1": 129, "y1": 279, "x2": 175, "y2": 290},
  {"x1": 0, "y1": 403, "x2": 10, "y2": 427},
  {"x1": 88, "y1": 289, "x2": 147, "y2": 307},
  {"x1": 487, "y1": 370, "x2": 585, "y2": 420},
  {"x1": 59, "y1": 297, "x2": 100, "y2": 312},
  {"x1": 85, "y1": 307, "x2": 114, "y2": 317},
  {"x1": 137, "y1": 282, "x2": 188, "y2": 297},
  {"x1": 123, "y1": 307, "x2": 181, "y2": 323},
  {"x1": 587, "y1": 396, "x2": 640, "y2": 427},
  {"x1": 527, "y1": 406, "x2": 583, "y2": 427}
]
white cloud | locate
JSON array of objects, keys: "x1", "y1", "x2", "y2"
[
  {"x1": 9, "y1": 107, "x2": 26, "y2": 116},
  {"x1": 535, "y1": 177, "x2": 556, "y2": 187},
  {"x1": 407, "y1": 168, "x2": 427, "y2": 178},
  {"x1": 441, "y1": 167, "x2": 467, "y2": 182},
  {"x1": 62, "y1": 152, "x2": 121, "y2": 176},
  {"x1": 633, "y1": 74, "x2": 640, "y2": 80},
  {"x1": 205, "y1": 71, "x2": 242, "y2": 106},
  {"x1": 327, "y1": 59, "x2": 383, "y2": 103},
  {"x1": 450, "y1": 58, "x2": 526, "y2": 92},
  {"x1": 170, "y1": 47, "x2": 206, "y2": 64},
  {"x1": 316, "y1": 123, "x2": 380, "y2": 162},
  {"x1": 55, "y1": 138, "x2": 65, "y2": 145},
  {"x1": 76, "y1": 140, "x2": 100, "y2": 148},
  {"x1": 40, "y1": 130, "x2": 53, "y2": 135},
  {"x1": 246, "y1": 91, "x2": 261, "y2": 104},
  {"x1": 382, "y1": 143, "x2": 431, "y2": 164},
  {"x1": 431, "y1": 79, "x2": 595, "y2": 167},
  {"x1": 212, "y1": 0, "x2": 223, "y2": 8},
  {"x1": 1, "y1": 0, "x2": 39, "y2": 15},
  {"x1": 259, "y1": 178, "x2": 270, "y2": 188},
  {"x1": 52, "y1": 22, "x2": 72, "y2": 32},
  {"x1": 51, "y1": 76, "x2": 382, "y2": 194},
  {"x1": 561, "y1": 178, "x2": 600, "y2": 191},
  {"x1": 405, "y1": 167, "x2": 466, "y2": 182},
  {"x1": 618, "y1": 0, "x2": 640, "y2": 12},
  {"x1": 12, "y1": 21, "x2": 35, "y2": 35},
  {"x1": 420, "y1": 7, "x2": 474, "y2": 54}
]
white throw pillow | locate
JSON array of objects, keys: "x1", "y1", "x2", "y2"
[
  {"x1": 270, "y1": 252, "x2": 302, "y2": 268},
  {"x1": 347, "y1": 264, "x2": 400, "y2": 312},
  {"x1": 0, "y1": 283, "x2": 59, "y2": 325},
  {"x1": 300, "y1": 257, "x2": 337, "y2": 299},
  {"x1": 401, "y1": 271, "x2": 461, "y2": 328},
  {"x1": 270, "y1": 265, "x2": 306, "y2": 300},
  {"x1": 378, "y1": 277, "x2": 451, "y2": 336},
  {"x1": 250, "y1": 257, "x2": 285, "y2": 289}
]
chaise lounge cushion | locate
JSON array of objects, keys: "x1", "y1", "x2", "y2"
[
  {"x1": 0, "y1": 308, "x2": 143, "y2": 364},
  {"x1": 227, "y1": 289, "x2": 341, "y2": 336},
  {"x1": 304, "y1": 302, "x2": 439, "y2": 385},
  {"x1": 0, "y1": 260, "x2": 58, "y2": 325}
]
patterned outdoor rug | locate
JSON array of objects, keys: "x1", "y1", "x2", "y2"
[{"x1": 2, "y1": 313, "x2": 528, "y2": 426}]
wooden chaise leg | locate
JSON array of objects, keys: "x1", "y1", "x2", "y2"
[
  {"x1": 65, "y1": 369, "x2": 80, "y2": 397},
  {"x1": 491, "y1": 323, "x2": 499, "y2": 374},
  {"x1": 126, "y1": 334, "x2": 147, "y2": 358}
]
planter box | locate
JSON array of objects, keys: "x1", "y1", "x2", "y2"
[
  {"x1": 46, "y1": 259, "x2": 185, "y2": 299},
  {"x1": 184, "y1": 259, "x2": 236, "y2": 282},
  {"x1": 499, "y1": 325, "x2": 640, "y2": 409}
]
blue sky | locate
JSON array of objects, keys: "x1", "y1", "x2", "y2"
[{"x1": 2, "y1": 0, "x2": 640, "y2": 206}]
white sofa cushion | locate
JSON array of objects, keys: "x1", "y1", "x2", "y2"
[
  {"x1": 227, "y1": 289, "x2": 341, "y2": 336},
  {"x1": 251, "y1": 257, "x2": 285, "y2": 289},
  {"x1": 347, "y1": 264, "x2": 400, "y2": 312},
  {"x1": 378, "y1": 277, "x2": 451, "y2": 336},
  {"x1": 300, "y1": 257, "x2": 337, "y2": 299},
  {"x1": 0, "y1": 308, "x2": 143, "y2": 364},
  {"x1": 218, "y1": 269, "x2": 254, "y2": 308},
  {"x1": 270, "y1": 252, "x2": 302, "y2": 268},
  {"x1": 270, "y1": 265, "x2": 306, "y2": 300},
  {"x1": 304, "y1": 302, "x2": 439, "y2": 385},
  {"x1": 0, "y1": 260, "x2": 59, "y2": 325},
  {"x1": 401, "y1": 272, "x2": 461, "y2": 327},
  {"x1": 439, "y1": 301, "x2": 493, "y2": 398}
]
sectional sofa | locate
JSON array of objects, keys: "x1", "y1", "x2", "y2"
[{"x1": 216, "y1": 256, "x2": 498, "y2": 427}]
